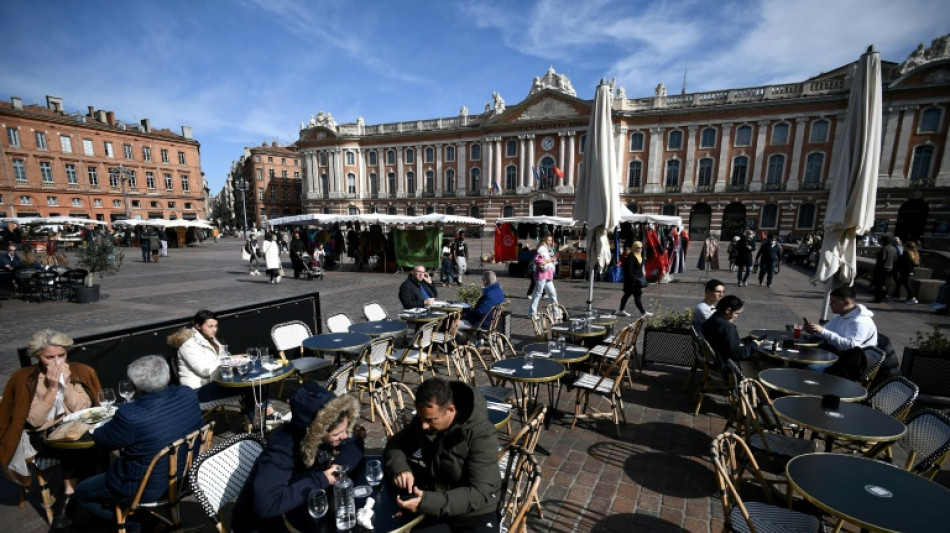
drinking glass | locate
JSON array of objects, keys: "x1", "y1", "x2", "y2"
[
  {"x1": 118, "y1": 380, "x2": 135, "y2": 403},
  {"x1": 365, "y1": 460, "x2": 383, "y2": 489},
  {"x1": 523, "y1": 352, "x2": 536, "y2": 370},
  {"x1": 220, "y1": 344, "x2": 230, "y2": 358},
  {"x1": 219, "y1": 356, "x2": 234, "y2": 379},
  {"x1": 246, "y1": 347, "x2": 259, "y2": 369},
  {"x1": 98, "y1": 388, "x2": 116, "y2": 412},
  {"x1": 308, "y1": 489, "x2": 328, "y2": 518},
  {"x1": 235, "y1": 359, "x2": 250, "y2": 378},
  {"x1": 558, "y1": 335, "x2": 567, "y2": 352}
]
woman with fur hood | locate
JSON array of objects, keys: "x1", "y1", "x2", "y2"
[{"x1": 232, "y1": 383, "x2": 363, "y2": 532}]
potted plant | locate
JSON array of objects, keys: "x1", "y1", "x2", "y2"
[
  {"x1": 642, "y1": 304, "x2": 696, "y2": 369},
  {"x1": 454, "y1": 283, "x2": 484, "y2": 307},
  {"x1": 74, "y1": 233, "x2": 124, "y2": 303},
  {"x1": 901, "y1": 326, "x2": 950, "y2": 396}
]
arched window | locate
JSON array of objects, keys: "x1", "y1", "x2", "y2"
[
  {"x1": 630, "y1": 132, "x2": 644, "y2": 151},
  {"x1": 425, "y1": 170, "x2": 435, "y2": 194},
  {"x1": 803, "y1": 153, "x2": 824, "y2": 188},
  {"x1": 320, "y1": 174, "x2": 329, "y2": 196},
  {"x1": 323, "y1": 206, "x2": 331, "y2": 214},
  {"x1": 627, "y1": 160, "x2": 642, "y2": 189},
  {"x1": 387, "y1": 205, "x2": 397, "y2": 215},
  {"x1": 810, "y1": 119, "x2": 829, "y2": 142},
  {"x1": 668, "y1": 130, "x2": 683, "y2": 150},
  {"x1": 761, "y1": 204, "x2": 778, "y2": 229},
  {"x1": 348, "y1": 206, "x2": 359, "y2": 215},
  {"x1": 665, "y1": 159, "x2": 680, "y2": 189},
  {"x1": 700, "y1": 127, "x2": 716, "y2": 148},
  {"x1": 503, "y1": 205, "x2": 514, "y2": 217},
  {"x1": 919, "y1": 107, "x2": 942, "y2": 133},
  {"x1": 445, "y1": 169, "x2": 455, "y2": 193},
  {"x1": 369, "y1": 173, "x2": 378, "y2": 195},
  {"x1": 731, "y1": 156, "x2": 749, "y2": 187},
  {"x1": 425, "y1": 147, "x2": 434, "y2": 163},
  {"x1": 470, "y1": 143, "x2": 481, "y2": 160},
  {"x1": 765, "y1": 154, "x2": 785, "y2": 189},
  {"x1": 470, "y1": 205, "x2": 480, "y2": 218},
  {"x1": 735, "y1": 125, "x2": 753, "y2": 146},
  {"x1": 386, "y1": 150, "x2": 396, "y2": 165},
  {"x1": 470, "y1": 168, "x2": 480, "y2": 192},
  {"x1": 406, "y1": 172, "x2": 416, "y2": 194},
  {"x1": 910, "y1": 145, "x2": 935, "y2": 182},
  {"x1": 368, "y1": 151, "x2": 377, "y2": 166},
  {"x1": 425, "y1": 205, "x2": 435, "y2": 214},
  {"x1": 387, "y1": 172, "x2": 396, "y2": 194},
  {"x1": 697, "y1": 158, "x2": 714, "y2": 190},
  {"x1": 505, "y1": 165, "x2": 517, "y2": 190},
  {"x1": 346, "y1": 173, "x2": 356, "y2": 194},
  {"x1": 772, "y1": 123, "x2": 789, "y2": 144}
]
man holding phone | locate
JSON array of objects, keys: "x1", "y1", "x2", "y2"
[
  {"x1": 804, "y1": 286, "x2": 878, "y2": 351},
  {"x1": 399, "y1": 265, "x2": 439, "y2": 309}
]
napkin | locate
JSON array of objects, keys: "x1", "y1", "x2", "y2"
[
  {"x1": 486, "y1": 401, "x2": 512, "y2": 412},
  {"x1": 47, "y1": 420, "x2": 90, "y2": 441},
  {"x1": 357, "y1": 497, "x2": 375, "y2": 530},
  {"x1": 493, "y1": 367, "x2": 517, "y2": 375}
]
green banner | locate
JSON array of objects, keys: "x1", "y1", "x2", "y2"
[{"x1": 393, "y1": 228, "x2": 442, "y2": 269}]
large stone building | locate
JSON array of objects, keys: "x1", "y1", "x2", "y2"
[
  {"x1": 295, "y1": 35, "x2": 950, "y2": 245},
  {"x1": 226, "y1": 142, "x2": 303, "y2": 229},
  {"x1": 0, "y1": 95, "x2": 206, "y2": 222}
]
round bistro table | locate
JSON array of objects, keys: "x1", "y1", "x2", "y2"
[
  {"x1": 489, "y1": 357, "x2": 566, "y2": 424},
  {"x1": 756, "y1": 345, "x2": 838, "y2": 367},
  {"x1": 758, "y1": 368, "x2": 867, "y2": 402},
  {"x1": 773, "y1": 395, "x2": 906, "y2": 453},
  {"x1": 348, "y1": 320, "x2": 408, "y2": 338}
]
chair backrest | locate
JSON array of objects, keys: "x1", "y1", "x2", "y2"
[
  {"x1": 326, "y1": 362, "x2": 356, "y2": 397},
  {"x1": 488, "y1": 332, "x2": 518, "y2": 364},
  {"x1": 31, "y1": 271, "x2": 57, "y2": 285},
  {"x1": 867, "y1": 376, "x2": 918, "y2": 420},
  {"x1": 448, "y1": 346, "x2": 479, "y2": 385},
  {"x1": 407, "y1": 321, "x2": 437, "y2": 353},
  {"x1": 710, "y1": 432, "x2": 774, "y2": 531},
  {"x1": 899, "y1": 408, "x2": 950, "y2": 479},
  {"x1": 589, "y1": 350, "x2": 629, "y2": 396},
  {"x1": 737, "y1": 378, "x2": 786, "y2": 450},
  {"x1": 326, "y1": 313, "x2": 353, "y2": 334},
  {"x1": 509, "y1": 404, "x2": 547, "y2": 454},
  {"x1": 437, "y1": 309, "x2": 462, "y2": 340},
  {"x1": 370, "y1": 382, "x2": 416, "y2": 438},
  {"x1": 189, "y1": 433, "x2": 266, "y2": 527},
  {"x1": 530, "y1": 312, "x2": 550, "y2": 341},
  {"x1": 361, "y1": 336, "x2": 393, "y2": 367},
  {"x1": 129, "y1": 422, "x2": 215, "y2": 509},
  {"x1": 476, "y1": 304, "x2": 503, "y2": 332},
  {"x1": 859, "y1": 347, "x2": 887, "y2": 388},
  {"x1": 546, "y1": 303, "x2": 569, "y2": 324},
  {"x1": 270, "y1": 320, "x2": 313, "y2": 359},
  {"x1": 363, "y1": 302, "x2": 389, "y2": 322},
  {"x1": 497, "y1": 445, "x2": 542, "y2": 533}
]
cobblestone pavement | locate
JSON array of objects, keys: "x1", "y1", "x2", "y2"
[{"x1": 1, "y1": 238, "x2": 947, "y2": 532}]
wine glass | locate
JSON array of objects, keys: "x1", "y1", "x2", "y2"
[
  {"x1": 365, "y1": 460, "x2": 383, "y2": 490},
  {"x1": 118, "y1": 380, "x2": 135, "y2": 403},
  {"x1": 220, "y1": 345, "x2": 230, "y2": 358},
  {"x1": 98, "y1": 388, "x2": 116, "y2": 413},
  {"x1": 246, "y1": 347, "x2": 259, "y2": 370},
  {"x1": 307, "y1": 489, "x2": 328, "y2": 518}
]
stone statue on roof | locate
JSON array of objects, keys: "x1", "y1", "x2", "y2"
[
  {"x1": 899, "y1": 33, "x2": 950, "y2": 74},
  {"x1": 528, "y1": 67, "x2": 577, "y2": 97},
  {"x1": 492, "y1": 91, "x2": 506, "y2": 113},
  {"x1": 655, "y1": 82, "x2": 667, "y2": 97}
]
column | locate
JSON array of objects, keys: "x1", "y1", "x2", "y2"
[
  {"x1": 306, "y1": 151, "x2": 316, "y2": 194},
  {"x1": 937, "y1": 126, "x2": 950, "y2": 186},
  {"x1": 750, "y1": 120, "x2": 769, "y2": 192},
  {"x1": 518, "y1": 136, "x2": 527, "y2": 189},
  {"x1": 645, "y1": 127, "x2": 665, "y2": 193},
  {"x1": 824, "y1": 113, "x2": 848, "y2": 192},
  {"x1": 377, "y1": 149, "x2": 385, "y2": 197},
  {"x1": 415, "y1": 144, "x2": 422, "y2": 198},
  {"x1": 566, "y1": 132, "x2": 575, "y2": 188},
  {"x1": 484, "y1": 138, "x2": 493, "y2": 195},
  {"x1": 435, "y1": 143, "x2": 443, "y2": 195},
  {"x1": 890, "y1": 106, "x2": 917, "y2": 180},
  {"x1": 357, "y1": 148, "x2": 366, "y2": 198},
  {"x1": 494, "y1": 137, "x2": 503, "y2": 191},
  {"x1": 879, "y1": 106, "x2": 901, "y2": 180},
  {"x1": 396, "y1": 148, "x2": 404, "y2": 197},
  {"x1": 457, "y1": 142, "x2": 467, "y2": 195},
  {"x1": 786, "y1": 117, "x2": 808, "y2": 190},
  {"x1": 682, "y1": 125, "x2": 697, "y2": 193},
  {"x1": 527, "y1": 136, "x2": 537, "y2": 190},
  {"x1": 615, "y1": 125, "x2": 628, "y2": 191},
  {"x1": 714, "y1": 123, "x2": 732, "y2": 192}
]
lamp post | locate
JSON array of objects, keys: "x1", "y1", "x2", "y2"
[
  {"x1": 234, "y1": 177, "x2": 249, "y2": 236},
  {"x1": 109, "y1": 164, "x2": 134, "y2": 220}
]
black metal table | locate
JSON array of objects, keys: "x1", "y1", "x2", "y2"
[
  {"x1": 348, "y1": 320, "x2": 408, "y2": 338},
  {"x1": 755, "y1": 345, "x2": 838, "y2": 367},
  {"x1": 773, "y1": 396, "x2": 906, "y2": 453},
  {"x1": 787, "y1": 453, "x2": 950, "y2": 532},
  {"x1": 749, "y1": 328, "x2": 821, "y2": 347},
  {"x1": 758, "y1": 368, "x2": 867, "y2": 402},
  {"x1": 489, "y1": 357, "x2": 566, "y2": 424}
]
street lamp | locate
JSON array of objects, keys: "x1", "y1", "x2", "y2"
[
  {"x1": 234, "y1": 177, "x2": 249, "y2": 235},
  {"x1": 109, "y1": 164, "x2": 134, "y2": 220}
]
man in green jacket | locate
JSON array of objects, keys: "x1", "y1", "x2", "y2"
[{"x1": 385, "y1": 378, "x2": 501, "y2": 532}]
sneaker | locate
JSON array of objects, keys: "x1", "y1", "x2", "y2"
[
  {"x1": 643, "y1": 312, "x2": 655, "y2": 317},
  {"x1": 907, "y1": 298, "x2": 918, "y2": 304},
  {"x1": 930, "y1": 302, "x2": 946, "y2": 310},
  {"x1": 264, "y1": 411, "x2": 284, "y2": 428},
  {"x1": 617, "y1": 310, "x2": 631, "y2": 317}
]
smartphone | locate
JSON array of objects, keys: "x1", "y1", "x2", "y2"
[{"x1": 803, "y1": 317, "x2": 812, "y2": 325}]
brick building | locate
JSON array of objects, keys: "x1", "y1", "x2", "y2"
[
  {"x1": 0, "y1": 95, "x2": 205, "y2": 222},
  {"x1": 229, "y1": 142, "x2": 303, "y2": 229},
  {"x1": 295, "y1": 35, "x2": 950, "y2": 245}
]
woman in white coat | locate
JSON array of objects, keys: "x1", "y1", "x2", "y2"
[{"x1": 262, "y1": 232, "x2": 282, "y2": 284}]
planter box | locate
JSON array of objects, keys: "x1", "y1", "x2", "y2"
[
  {"x1": 73, "y1": 284, "x2": 100, "y2": 304},
  {"x1": 901, "y1": 347, "x2": 950, "y2": 397},
  {"x1": 642, "y1": 327, "x2": 696, "y2": 368}
]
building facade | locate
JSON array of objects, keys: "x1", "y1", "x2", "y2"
[
  {"x1": 229, "y1": 143, "x2": 303, "y2": 229},
  {"x1": 0, "y1": 95, "x2": 205, "y2": 222},
  {"x1": 296, "y1": 35, "x2": 950, "y2": 245}
]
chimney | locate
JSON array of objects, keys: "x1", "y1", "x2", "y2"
[
  {"x1": 106, "y1": 111, "x2": 115, "y2": 126},
  {"x1": 11, "y1": 97, "x2": 22, "y2": 111},
  {"x1": 141, "y1": 118, "x2": 151, "y2": 132},
  {"x1": 96, "y1": 110, "x2": 108, "y2": 123},
  {"x1": 87, "y1": 105, "x2": 95, "y2": 117},
  {"x1": 46, "y1": 95, "x2": 63, "y2": 112},
  {"x1": 181, "y1": 126, "x2": 193, "y2": 139}
]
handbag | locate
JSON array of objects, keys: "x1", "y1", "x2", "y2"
[{"x1": 241, "y1": 249, "x2": 251, "y2": 261}]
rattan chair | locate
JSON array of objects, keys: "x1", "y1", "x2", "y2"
[
  {"x1": 325, "y1": 312, "x2": 354, "y2": 333},
  {"x1": 865, "y1": 376, "x2": 918, "y2": 421},
  {"x1": 545, "y1": 302, "x2": 570, "y2": 324},
  {"x1": 858, "y1": 346, "x2": 887, "y2": 389},
  {"x1": 738, "y1": 379, "x2": 818, "y2": 459},
  {"x1": 387, "y1": 321, "x2": 438, "y2": 382},
  {"x1": 369, "y1": 382, "x2": 416, "y2": 438},
  {"x1": 270, "y1": 320, "x2": 333, "y2": 396},
  {"x1": 497, "y1": 445, "x2": 542, "y2": 533},
  {"x1": 570, "y1": 349, "x2": 629, "y2": 437},
  {"x1": 189, "y1": 433, "x2": 266, "y2": 533},
  {"x1": 19, "y1": 455, "x2": 61, "y2": 524},
  {"x1": 431, "y1": 309, "x2": 463, "y2": 373},
  {"x1": 362, "y1": 301, "x2": 390, "y2": 321},
  {"x1": 530, "y1": 312, "x2": 551, "y2": 341},
  {"x1": 351, "y1": 336, "x2": 393, "y2": 421},
  {"x1": 326, "y1": 362, "x2": 357, "y2": 397},
  {"x1": 711, "y1": 432, "x2": 821, "y2": 533},
  {"x1": 692, "y1": 328, "x2": 731, "y2": 416},
  {"x1": 448, "y1": 344, "x2": 514, "y2": 404},
  {"x1": 887, "y1": 408, "x2": 950, "y2": 480}
]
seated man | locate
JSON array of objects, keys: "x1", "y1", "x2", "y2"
[
  {"x1": 385, "y1": 378, "x2": 501, "y2": 533},
  {"x1": 232, "y1": 383, "x2": 362, "y2": 532},
  {"x1": 0, "y1": 244, "x2": 22, "y2": 270},
  {"x1": 692, "y1": 278, "x2": 724, "y2": 336},
  {"x1": 399, "y1": 264, "x2": 438, "y2": 309},
  {"x1": 459, "y1": 271, "x2": 506, "y2": 331},
  {"x1": 804, "y1": 286, "x2": 878, "y2": 352},
  {"x1": 700, "y1": 295, "x2": 757, "y2": 369},
  {"x1": 74, "y1": 356, "x2": 204, "y2": 533}
]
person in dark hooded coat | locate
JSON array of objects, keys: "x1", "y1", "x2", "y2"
[{"x1": 232, "y1": 383, "x2": 362, "y2": 532}]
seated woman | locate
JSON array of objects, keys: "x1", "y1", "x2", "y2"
[
  {"x1": 232, "y1": 383, "x2": 363, "y2": 533},
  {"x1": 168, "y1": 310, "x2": 281, "y2": 427},
  {"x1": 0, "y1": 329, "x2": 102, "y2": 528}
]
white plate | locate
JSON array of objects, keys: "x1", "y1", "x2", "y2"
[{"x1": 64, "y1": 406, "x2": 113, "y2": 424}]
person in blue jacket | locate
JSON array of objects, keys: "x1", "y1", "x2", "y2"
[
  {"x1": 232, "y1": 383, "x2": 363, "y2": 532},
  {"x1": 460, "y1": 271, "x2": 506, "y2": 331},
  {"x1": 73, "y1": 355, "x2": 203, "y2": 533}
]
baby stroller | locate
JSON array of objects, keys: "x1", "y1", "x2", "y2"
[{"x1": 300, "y1": 253, "x2": 326, "y2": 280}]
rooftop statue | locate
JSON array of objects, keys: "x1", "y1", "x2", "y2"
[
  {"x1": 898, "y1": 33, "x2": 950, "y2": 74},
  {"x1": 527, "y1": 66, "x2": 577, "y2": 97}
]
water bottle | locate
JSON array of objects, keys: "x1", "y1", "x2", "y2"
[{"x1": 334, "y1": 467, "x2": 356, "y2": 531}]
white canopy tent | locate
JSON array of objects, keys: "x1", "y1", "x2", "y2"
[
  {"x1": 266, "y1": 213, "x2": 485, "y2": 227},
  {"x1": 618, "y1": 206, "x2": 683, "y2": 227},
  {"x1": 496, "y1": 215, "x2": 578, "y2": 226}
]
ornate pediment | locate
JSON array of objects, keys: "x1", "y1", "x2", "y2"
[{"x1": 515, "y1": 97, "x2": 580, "y2": 121}]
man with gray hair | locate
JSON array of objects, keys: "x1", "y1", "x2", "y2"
[
  {"x1": 459, "y1": 271, "x2": 506, "y2": 331},
  {"x1": 74, "y1": 356, "x2": 203, "y2": 532}
]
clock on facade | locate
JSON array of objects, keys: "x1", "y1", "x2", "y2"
[{"x1": 541, "y1": 136, "x2": 555, "y2": 151}]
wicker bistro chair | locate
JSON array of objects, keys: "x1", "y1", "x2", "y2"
[
  {"x1": 858, "y1": 347, "x2": 887, "y2": 389},
  {"x1": 115, "y1": 422, "x2": 215, "y2": 533},
  {"x1": 865, "y1": 376, "x2": 919, "y2": 421},
  {"x1": 26, "y1": 270, "x2": 58, "y2": 303},
  {"x1": 351, "y1": 336, "x2": 394, "y2": 421},
  {"x1": 325, "y1": 313, "x2": 354, "y2": 333},
  {"x1": 879, "y1": 408, "x2": 950, "y2": 480},
  {"x1": 431, "y1": 308, "x2": 463, "y2": 373},
  {"x1": 711, "y1": 432, "x2": 821, "y2": 533},
  {"x1": 271, "y1": 320, "x2": 334, "y2": 396},
  {"x1": 738, "y1": 379, "x2": 818, "y2": 460},
  {"x1": 588, "y1": 319, "x2": 643, "y2": 387},
  {"x1": 362, "y1": 301, "x2": 390, "y2": 322},
  {"x1": 369, "y1": 382, "x2": 416, "y2": 438},
  {"x1": 387, "y1": 321, "x2": 438, "y2": 382},
  {"x1": 530, "y1": 312, "x2": 552, "y2": 342},
  {"x1": 56, "y1": 268, "x2": 87, "y2": 301},
  {"x1": 723, "y1": 360, "x2": 747, "y2": 432},
  {"x1": 569, "y1": 349, "x2": 630, "y2": 437},
  {"x1": 326, "y1": 362, "x2": 357, "y2": 397},
  {"x1": 449, "y1": 344, "x2": 515, "y2": 405},
  {"x1": 497, "y1": 445, "x2": 543, "y2": 533},
  {"x1": 498, "y1": 406, "x2": 547, "y2": 512},
  {"x1": 545, "y1": 302, "x2": 570, "y2": 324},
  {"x1": 189, "y1": 433, "x2": 266, "y2": 533},
  {"x1": 692, "y1": 328, "x2": 732, "y2": 416},
  {"x1": 19, "y1": 454, "x2": 61, "y2": 524}
]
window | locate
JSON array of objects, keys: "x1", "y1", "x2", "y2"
[
  {"x1": 104, "y1": 141, "x2": 114, "y2": 158},
  {"x1": 665, "y1": 159, "x2": 680, "y2": 188},
  {"x1": 94, "y1": 198, "x2": 102, "y2": 207},
  {"x1": 185, "y1": 202, "x2": 193, "y2": 209},
  {"x1": 505, "y1": 165, "x2": 517, "y2": 190},
  {"x1": 797, "y1": 203, "x2": 817, "y2": 229},
  {"x1": 506, "y1": 140, "x2": 517, "y2": 157},
  {"x1": 471, "y1": 168, "x2": 481, "y2": 191},
  {"x1": 181, "y1": 175, "x2": 189, "y2": 192},
  {"x1": 387, "y1": 206, "x2": 397, "y2": 215},
  {"x1": 270, "y1": 188, "x2": 278, "y2": 200},
  {"x1": 161, "y1": 149, "x2": 169, "y2": 163},
  {"x1": 127, "y1": 170, "x2": 137, "y2": 189},
  {"x1": 294, "y1": 159, "x2": 298, "y2": 166},
  {"x1": 35, "y1": 131, "x2": 47, "y2": 150},
  {"x1": 387, "y1": 172, "x2": 396, "y2": 193},
  {"x1": 446, "y1": 146, "x2": 456, "y2": 161},
  {"x1": 123, "y1": 144, "x2": 133, "y2": 159},
  {"x1": 368, "y1": 151, "x2": 377, "y2": 166},
  {"x1": 178, "y1": 151, "x2": 186, "y2": 165},
  {"x1": 83, "y1": 139, "x2": 94, "y2": 156},
  {"x1": 164, "y1": 173, "x2": 173, "y2": 190},
  {"x1": 425, "y1": 170, "x2": 435, "y2": 194},
  {"x1": 345, "y1": 151, "x2": 355, "y2": 165},
  {"x1": 257, "y1": 188, "x2": 264, "y2": 200},
  {"x1": 347, "y1": 173, "x2": 356, "y2": 194},
  {"x1": 281, "y1": 170, "x2": 287, "y2": 178},
  {"x1": 88, "y1": 167, "x2": 99, "y2": 186},
  {"x1": 168, "y1": 201, "x2": 176, "y2": 208},
  {"x1": 765, "y1": 154, "x2": 785, "y2": 187},
  {"x1": 697, "y1": 158, "x2": 714, "y2": 189},
  {"x1": 0, "y1": 194, "x2": 3, "y2": 204},
  {"x1": 405, "y1": 148, "x2": 415, "y2": 164},
  {"x1": 109, "y1": 169, "x2": 119, "y2": 188},
  {"x1": 294, "y1": 171, "x2": 300, "y2": 178},
  {"x1": 47, "y1": 196, "x2": 58, "y2": 206},
  {"x1": 700, "y1": 128, "x2": 716, "y2": 148},
  {"x1": 60, "y1": 135, "x2": 72, "y2": 153},
  {"x1": 668, "y1": 130, "x2": 683, "y2": 150},
  {"x1": 761, "y1": 204, "x2": 779, "y2": 229},
  {"x1": 321, "y1": 174, "x2": 329, "y2": 195},
  {"x1": 406, "y1": 172, "x2": 416, "y2": 194},
  {"x1": 470, "y1": 144, "x2": 481, "y2": 160},
  {"x1": 13, "y1": 159, "x2": 26, "y2": 181},
  {"x1": 446, "y1": 169, "x2": 455, "y2": 192},
  {"x1": 66, "y1": 164, "x2": 77, "y2": 185},
  {"x1": 803, "y1": 153, "x2": 824, "y2": 186},
  {"x1": 910, "y1": 145, "x2": 935, "y2": 181},
  {"x1": 810, "y1": 119, "x2": 829, "y2": 142},
  {"x1": 425, "y1": 147, "x2": 435, "y2": 162},
  {"x1": 254, "y1": 155, "x2": 261, "y2": 163},
  {"x1": 146, "y1": 172, "x2": 155, "y2": 189},
  {"x1": 445, "y1": 206, "x2": 455, "y2": 215},
  {"x1": 470, "y1": 205, "x2": 480, "y2": 219},
  {"x1": 503, "y1": 205, "x2": 514, "y2": 217},
  {"x1": 385, "y1": 150, "x2": 395, "y2": 165},
  {"x1": 731, "y1": 156, "x2": 749, "y2": 187},
  {"x1": 40, "y1": 162, "x2": 53, "y2": 183},
  {"x1": 630, "y1": 132, "x2": 644, "y2": 151},
  {"x1": 919, "y1": 108, "x2": 942, "y2": 133},
  {"x1": 132, "y1": 200, "x2": 140, "y2": 208},
  {"x1": 662, "y1": 204, "x2": 677, "y2": 216},
  {"x1": 256, "y1": 168, "x2": 263, "y2": 181},
  {"x1": 6, "y1": 127, "x2": 20, "y2": 147},
  {"x1": 113, "y1": 199, "x2": 122, "y2": 208},
  {"x1": 142, "y1": 146, "x2": 152, "y2": 161},
  {"x1": 281, "y1": 158, "x2": 286, "y2": 164},
  {"x1": 369, "y1": 173, "x2": 378, "y2": 195},
  {"x1": 772, "y1": 123, "x2": 789, "y2": 144},
  {"x1": 72, "y1": 198, "x2": 82, "y2": 207},
  {"x1": 269, "y1": 169, "x2": 275, "y2": 179},
  {"x1": 627, "y1": 161, "x2": 642, "y2": 189},
  {"x1": 579, "y1": 134, "x2": 587, "y2": 153},
  {"x1": 735, "y1": 125, "x2": 752, "y2": 146},
  {"x1": 319, "y1": 152, "x2": 328, "y2": 166},
  {"x1": 20, "y1": 195, "x2": 32, "y2": 205},
  {"x1": 283, "y1": 187, "x2": 290, "y2": 200},
  {"x1": 267, "y1": 156, "x2": 273, "y2": 163}
]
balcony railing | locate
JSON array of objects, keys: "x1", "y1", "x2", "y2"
[
  {"x1": 726, "y1": 183, "x2": 749, "y2": 192},
  {"x1": 623, "y1": 186, "x2": 643, "y2": 194},
  {"x1": 370, "y1": 192, "x2": 379, "y2": 199},
  {"x1": 695, "y1": 184, "x2": 714, "y2": 192},
  {"x1": 422, "y1": 190, "x2": 435, "y2": 198},
  {"x1": 470, "y1": 189, "x2": 482, "y2": 197},
  {"x1": 664, "y1": 184, "x2": 681, "y2": 193},
  {"x1": 388, "y1": 192, "x2": 398, "y2": 199},
  {"x1": 910, "y1": 177, "x2": 936, "y2": 188},
  {"x1": 800, "y1": 181, "x2": 822, "y2": 191},
  {"x1": 763, "y1": 182, "x2": 785, "y2": 192},
  {"x1": 443, "y1": 190, "x2": 456, "y2": 197}
]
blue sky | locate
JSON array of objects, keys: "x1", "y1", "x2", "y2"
[{"x1": 1, "y1": 0, "x2": 947, "y2": 193}]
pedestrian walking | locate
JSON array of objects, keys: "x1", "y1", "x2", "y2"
[
  {"x1": 892, "y1": 240, "x2": 920, "y2": 303},
  {"x1": 755, "y1": 235, "x2": 781, "y2": 287},
  {"x1": 617, "y1": 242, "x2": 648, "y2": 317},
  {"x1": 245, "y1": 235, "x2": 261, "y2": 275},
  {"x1": 735, "y1": 231, "x2": 755, "y2": 286},
  {"x1": 872, "y1": 236, "x2": 897, "y2": 303},
  {"x1": 262, "y1": 232, "x2": 282, "y2": 284},
  {"x1": 529, "y1": 233, "x2": 559, "y2": 316}
]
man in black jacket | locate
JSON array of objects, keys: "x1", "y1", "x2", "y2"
[
  {"x1": 289, "y1": 231, "x2": 306, "y2": 278},
  {"x1": 700, "y1": 295, "x2": 758, "y2": 370},
  {"x1": 399, "y1": 264, "x2": 438, "y2": 309}
]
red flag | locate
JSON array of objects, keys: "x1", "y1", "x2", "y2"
[
  {"x1": 494, "y1": 223, "x2": 518, "y2": 262},
  {"x1": 553, "y1": 165, "x2": 564, "y2": 178}
]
